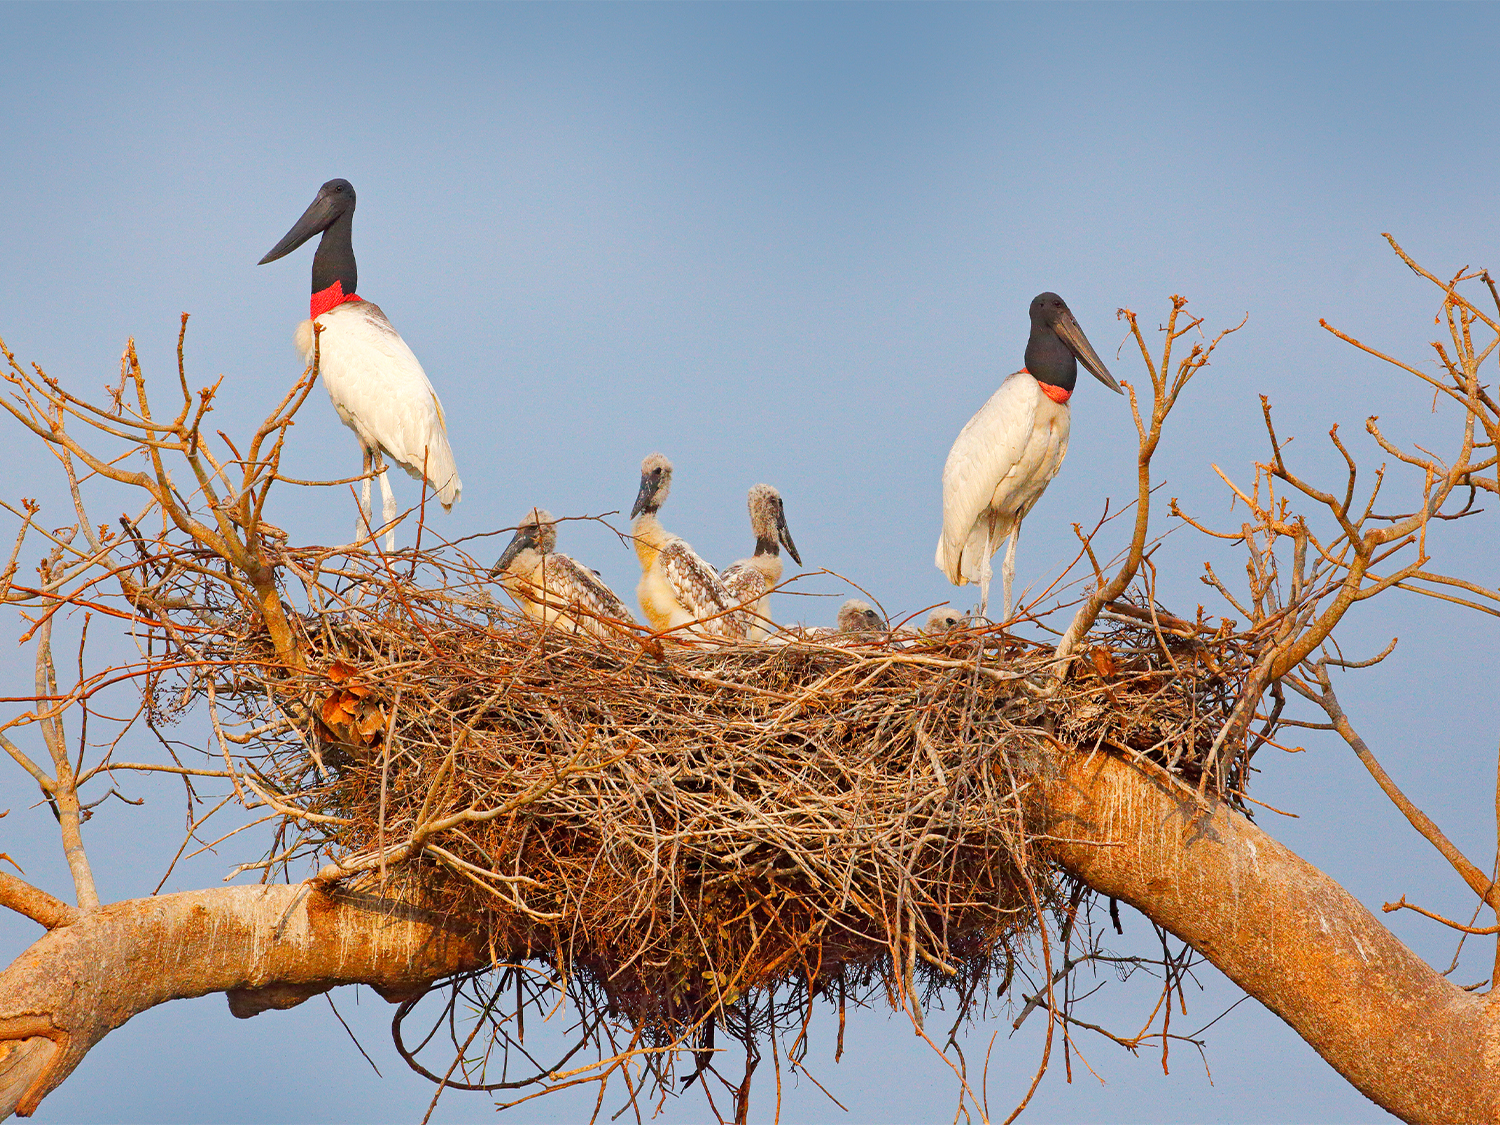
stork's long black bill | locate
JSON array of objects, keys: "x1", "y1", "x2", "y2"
[
  {"x1": 776, "y1": 505, "x2": 802, "y2": 567},
  {"x1": 490, "y1": 527, "x2": 537, "y2": 578},
  {"x1": 1054, "y1": 313, "x2": 1123, "y2": 394},
  {"x1": 258, "y1": 192, "x2": 341, "y2": 265}
]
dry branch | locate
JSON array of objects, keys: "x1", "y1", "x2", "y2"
[
  {"x1": 0, "y1": 884, "x2": 481, "y2": 1117},
  {"x1": 1, "y1": 258, "x2": 1497, "y2": 1123}
]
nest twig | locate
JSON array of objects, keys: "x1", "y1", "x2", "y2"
[{"x1": 171, "y1": 541, "x2": 1257, "y2": 1083}]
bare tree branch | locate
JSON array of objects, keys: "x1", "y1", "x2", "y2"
[{"x1": 0, "y1": 873, "x2": 78, "y2": 930}]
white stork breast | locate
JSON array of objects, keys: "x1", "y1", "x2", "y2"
[
  {"x1": 935, "y1": 371, "x2": 1071, "y2": 584},
  {"x1": 294, "y1": 301, "x2": 462, "y2": 508}
]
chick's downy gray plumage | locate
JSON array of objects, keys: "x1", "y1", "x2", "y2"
[{"x1": 491, "y1": 508, "x2": 635, "y2": 638}]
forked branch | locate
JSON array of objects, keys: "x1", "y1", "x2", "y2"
[{"x1": 1053, "y1": 298, "x2": 1244, "y2": 668}]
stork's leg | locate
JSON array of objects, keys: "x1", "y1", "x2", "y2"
[
  {"x1": 357, "y1": 448, "x2": 374, "y2": 546},
  {"x1": 1001, "y1": 522, "x2": 1021, "y2": 623},
  {"x1": 374, "y1": 451, "x2": 398, "y2": 552},
  {"x1": 977, "y1": 521, "x2": 994, "y2": 621}
]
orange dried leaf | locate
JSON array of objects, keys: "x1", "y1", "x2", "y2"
[
  {"x1": 356, "y1": 705, "x2": 386, "y2": 740},
  {"x1": 1091, "y1": 647, "x2": 1118, "y2": 679}
]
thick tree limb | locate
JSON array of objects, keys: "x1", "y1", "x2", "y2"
[
  {"x1": 1032, "y1": 750, "x2": 1499, "y2": 1125},
  {"x1": 0, "y1": 884, "x2": 483, "y2": 1118},
  {"x1": 0, "y1": 875, "x2": 77, "y2": 931}
]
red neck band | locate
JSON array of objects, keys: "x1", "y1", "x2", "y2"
[
  {"x1": 310, "y1": 280, "x2": 362, "y2": 319},
  {"x1": 1023, "y1": 371, "x2": 1072, "y2": 404}
]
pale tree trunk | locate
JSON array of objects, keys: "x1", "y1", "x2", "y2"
[
  {"x1": 1033, "y1": 750, "x2": 1500, "y2": 1124},
  {"x1": 1, "y1": 753, "x2": 1497, "y2": 1122},
  {"x1": 0, "y1": 884, "x2": 483, "y2": 1118}
]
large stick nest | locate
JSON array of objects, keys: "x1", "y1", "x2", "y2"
[{"x1": 180, "y1": 544, "x2": 1256, "y2": 1047}]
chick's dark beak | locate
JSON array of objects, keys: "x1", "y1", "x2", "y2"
[
  {"x1": 630, "y1": 474, "x2": 658, "y2": 520},
  {"x1": 776, "y1": 504, "x2": 802, "y2": 567},
  {"x1": 490, "y1": 527, "x2": 536, "y2": 578}
]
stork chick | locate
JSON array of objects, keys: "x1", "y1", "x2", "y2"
[
  {"x1": 837, "y1": 599, "x2": 885, "y2": 633},
  {"x1": 721, "y1": 484, "x2": 802, "y2": 641},
  {"x1": 490, "y1": 509, "x2": 635, "y2": 639},
  {"x1": 630, "y1": 454, "x2": 747, "y2": 640},
  {"x1": 924, "y1": 608, "x2": 968, "y2": 634},
  {"x1": 803, "y1": 599, "x2": 884, "y2": 638}
]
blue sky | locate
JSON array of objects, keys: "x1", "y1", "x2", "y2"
[{"x1": 2, "y1": 3, "x2": 1495, "y2": 1121}]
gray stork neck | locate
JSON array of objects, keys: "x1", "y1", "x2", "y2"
[
  {"x1": 1024, "y1": 328, "x2": 1078, "y2": 393},
  {"x1": 310, "y1": 210, "x2": 358, "y2": 296},
  {"x1": 755, "y1": 536, "x2": 780, "y2": 558}
]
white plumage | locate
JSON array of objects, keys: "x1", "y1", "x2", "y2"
[
  {"x1": 935, "y1": 370, "x2": 1070, "y2": 617},
  {"x1": 295, "y1": 302, "x2": 461, "y2": 544},
  {"x1": 935, "y1": 292, "x2": 1121, "y2": 621}
]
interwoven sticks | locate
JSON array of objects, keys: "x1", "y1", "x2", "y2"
[{"x1": 196, "y1": 549, "x2": 1252, "y2": 1041}]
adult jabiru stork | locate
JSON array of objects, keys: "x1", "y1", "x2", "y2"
[
  {"x1": 720, "y1": 484, "x2": 802, "y2": 641},
  {"x1": 259, "y1": 178, "x2": 461, "y2": 549},
  {"x1": 630, "y1": 453, "x2": 748, "y2": 640},
  {"x1": 935, "y1": 292, "x2": 1122, "y2": 620},
  {"x1": 490, "y1": 508, "x2": 636, "y2": 639}
]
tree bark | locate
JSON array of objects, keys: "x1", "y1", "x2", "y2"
[
  {"x1": 1032, "y1": 749, "x2": 1500, "y2": 1124},
  {"x1": 3, "y1": 754, "x2": 1496, "y2": 1123},
  {"x1": 0, "y1": 884, "x2": 483, "y2": 1118}
]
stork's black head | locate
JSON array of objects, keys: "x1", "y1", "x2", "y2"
[
  {"x1": 259, "y1": 179, "x2": 359, "y2": 296},
  {"x1": 1023, "y1": 292, "x2": 1122, "y2": 395},
  {"x1": 1028, "y1": 292, "x2": 1068, "y2": 330},
  {"x1": 323, "y1": 178, "x2": 356, "y2": 207}
]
